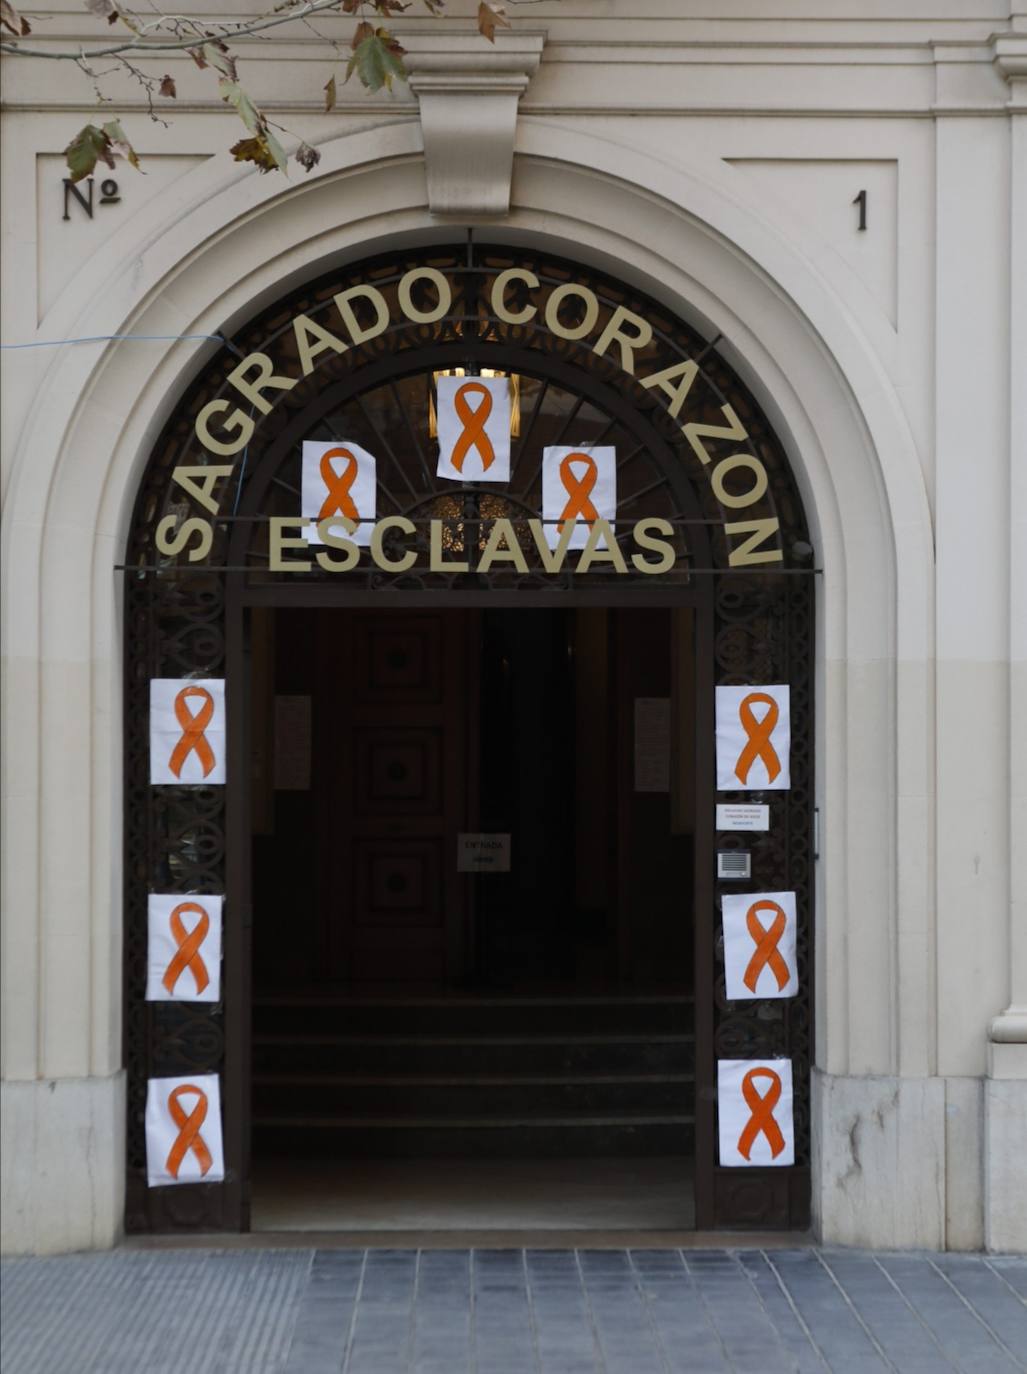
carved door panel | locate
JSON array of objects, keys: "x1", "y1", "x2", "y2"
[{"x1": 315, "y1": 610, "x2": 473, "y2": 983}]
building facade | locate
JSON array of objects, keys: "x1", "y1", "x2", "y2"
[{"x1": 2, "y1": 0, "x2": 1025, "y2": 1255}]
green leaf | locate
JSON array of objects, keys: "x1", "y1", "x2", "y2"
[
  {"x1": 262, "y1": 125, "x2": 288, "y2": 174},
  {"x1": 202, "y1": 40, "x2": 237, "y2": 81},
  {"x1": 64, "y1": 124, "x2": 114, "y2": 183},
  {"x1": 345, "y1": 29, "x2": 407, "y2": 92},
  {"x1": 219, "y1": 78, "x2": 261, "y2": 135}
]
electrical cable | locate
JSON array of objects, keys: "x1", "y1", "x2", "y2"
[{"x1": 0, "y1": 333, "x2": 227, "y2": 350}]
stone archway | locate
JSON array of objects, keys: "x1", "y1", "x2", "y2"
[{"x1": 1, "y1": 125, "x2": 933, "y2": 1252}]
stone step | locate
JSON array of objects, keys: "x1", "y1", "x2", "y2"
[
  {"x1": 252, "y1": 1073, "x2": 695, "y2": 1118},
  {"x1": 251, "y1": 1114, "x2": 695, "y2": 1159},
  {"x1": 252, "y1": 995, "x2": 694, "y2": 1037},
  {"x1": 251, "y1": 1032, "x2": 695, "y2": 1078}
]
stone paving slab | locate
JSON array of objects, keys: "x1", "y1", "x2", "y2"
[{"x1": 2, "y1": 1248, "x2": 1024, "y2": 1374}]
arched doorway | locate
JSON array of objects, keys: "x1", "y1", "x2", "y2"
[{"x1": 123, "y1": 242, "x2": 814, "y2": 1236}]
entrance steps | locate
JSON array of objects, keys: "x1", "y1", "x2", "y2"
[{"x1": 251, "y1": 993, "x2": 695, "y2": 1158}]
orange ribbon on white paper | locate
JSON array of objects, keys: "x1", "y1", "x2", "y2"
[
  {"x1": 721, "y1": 889, "x2": 796, "y2": 1001},
  {"x1": 146, "y1": 1071, "x2": 224, "y2": 1186},
  {"x1": 302, "y1": 440, "x2": 376, "y2": 546},
  {"x1": 164, "y1": 1083, "x2": 214, "y2": 1180},
  {"x1": 147, "y1": 893, "x2": 221, "y2": 1003},
  {"x1": 716, "y1": 685, "x2": 790, "y2": 792},
  {"x1": 742, "y1": 900, "x2": 790, "y2": 994},
  {"x1": 162, "y1": 901, "x2": 211, "y2": 998},
  {"x1": 436, "y1": 375, "x2": 510, "y2": 483},
  {"x1": 734, "y1": 692, "x2": 781, "y2": 786},
  {"x1": 557, "y1": 453, "x2": 600, "y2": 533},
  {"x1": 737, "y1": 1066, "x2": 786, "y2": 1161},
  {"x1": 318, "y1": 447, "x2": 361, "y2": 524},
  {"x1": 541, "y1": 445, "x2": 617, "y2": 550},
  {"x1": 450, "y1": 382, "x2": 496, "y2": 474},
  {"x1": 167, "y1": 686, "x2": 216, "y2": 780},
  {"x1": 717, "y1": 1057, "x2": 793, "y2": 1167}
]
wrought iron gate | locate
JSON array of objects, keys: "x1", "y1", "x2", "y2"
[{"x1": 123, "y1": 242, "x2": 814, "y2": 1232}]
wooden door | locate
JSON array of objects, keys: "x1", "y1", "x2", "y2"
[
  {"x1": 315, "y1": 609, "x2": 474, "y2": 983},
  {"x1": 613, "y1": 607, "x2": 693, "y2": 985}
]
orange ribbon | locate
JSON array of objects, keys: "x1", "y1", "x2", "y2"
[
  {"x1": 737, "y1": 1066, "x2": 786, "y2": 1160},
  {"x1": 734, "y1": 691, "x2": 781, "y2": 785},
  {"x1": 167, "y1": 686, "x2": 216, "y2": 780},
  {"x1": 742, "y1": 900, "x2": 790, "y2": 993},
  {"x1": 450, "y1": 381, "x2": 496, "y2": 474},
  {"x1": 557, "y1": 453, "x2": 600, "y2": 533},
  {"x1": 165, "y1": 1083, "x2": 214, "y2": 1179},
  {"x1": 162, "y1": 901, "x2": 211, "y2": 998},
  {"x1": 318, "y1": 448, "x2": 360, "y2": 524}
]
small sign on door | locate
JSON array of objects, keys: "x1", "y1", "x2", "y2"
[
  {"x1": 716, "y1": 803, "x2": 770, "y2": 832},
  {"x1": 457, "y1": 833, "x2": 511, "y2": 872}
]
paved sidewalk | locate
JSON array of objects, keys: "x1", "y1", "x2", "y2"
[{"x1": 2, "y1": 1247, "x2": 1025, "y2": 1373}]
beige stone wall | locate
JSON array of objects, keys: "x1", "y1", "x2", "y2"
[{"x1": 2, "y1": 0, "x2": 1024, "y2": 1253}]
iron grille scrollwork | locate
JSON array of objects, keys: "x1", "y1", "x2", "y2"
[{"x1": 124, "y1": 242, "x2": 814, "y2": 1232}]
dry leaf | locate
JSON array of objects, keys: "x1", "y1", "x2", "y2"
[
  {"x1": 477, "y1": 1, "x2": 508, "y2": 43},
  {"x1": 0, "y1": 0, "x2": 31, "y2": 36},
  {"x1": 230, "y1": 135, "x2": 280, "y2": 174},
  {"x1": 102, "y1": 118, "x2": 142, "y2": 170},
  {"x1": 351, "y1": 20, "x2": 374, "y2": 49}
]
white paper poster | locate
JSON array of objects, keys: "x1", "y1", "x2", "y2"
[
  {"x1": 150, "y1": 678, "x2": 226, "y2": 785},
  {"x1": 436, "y1": 375, "x2": 511, "y2": 482},
  {"x1": 541, "y1": 445, "x2": 617, "y2": 550},
  {"x1": 718, "y1": 1059, "x2": 794, "y2": 1167},
  {"x1": 146, "y1": 894, "x2": 223, "y2": 1003},
  {"x1": 715, "y1": 684, "x2": 790, "y2": 791},
  {"x1": 457, "y1": 833, "x2": 512, "y2": 873},
  {"x1": 722, "y1": 891, "x2": 798, "y2": 1001},
  {"x1": 716, "y1": 803, "x2": 770, "y2": 832},
  {"x1": 301, "y1": 440, "x2": 376, "y2": 546},
  {"x1": 146, "y1": 1073, "x2": 225, "y2": 1187}
]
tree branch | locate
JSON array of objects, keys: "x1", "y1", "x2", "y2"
[{"x1": 1, "y1": 0, "x2": 351, "y2": 60}]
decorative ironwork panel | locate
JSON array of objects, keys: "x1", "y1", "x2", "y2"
[
  {"x1": 123, "y1": 573, "x2": 228, "y2": 1233},
  {"x1": 712, "y1": 572, "x2": 814, "y2": 1228},
  {"x1": 124, "y1": 241, "x2": 815, "y2": 1233}
]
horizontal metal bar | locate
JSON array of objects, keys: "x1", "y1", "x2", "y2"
[
  {"x1": 113, "y1": 564, "x2": 821, "y2": 575},
  {"x1": 159, "y1": 514, "x2": 757, "y2": 526}
]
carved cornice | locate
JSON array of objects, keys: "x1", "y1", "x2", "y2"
[
  {"x1": 990, "y1": 1008, "x2": 1027, "y2": 1044},
  {"x1": 992, "y1": 21, "x2": 1027, "y2": 107},
  {"x1": 399, "y1": 29, "x2": 545, "y2": 217}
]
